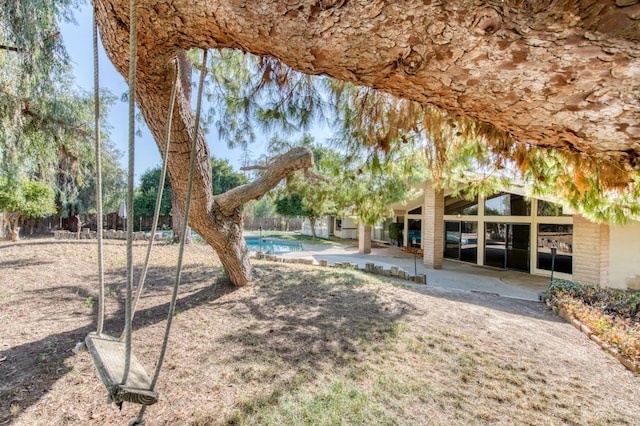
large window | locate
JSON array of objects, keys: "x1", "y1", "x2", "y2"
[
  {"x1": 373, "y1": 218, "x2": 392, "y2": 242},
  {"x1": 408, "y1": 219, "x2": 421, "y2": 245},
  {"x1": 444, "y1": 221, "x2": 478, "y2": 263},
  {"x1": 485, "y1": 193, "x2": 531, "y2": 216},
  {"x1": 444, "y1": 194, "x2": 479, "y2": 216},
  {"x1": 537, "y1": 201, "x2": 570, "y2": 217},
  {"x1": 537, "y1": 224, "x2": 573, "y2": 274}
]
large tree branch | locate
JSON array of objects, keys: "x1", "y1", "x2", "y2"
[
  {"x1": 240, "y1": 164, "x2": 327, "y2": 183},
  {"x1": 95, "y1": 0, "x2": 640, "y2": 168},
  {"x1": 0, "y1": 45, "x2": 23, "y2": 53},
  {"x1": 215, "y1": 146, "x2": 314, "y2": 214},
  {"x1": 0, "y1": 32, "x2": 60, "y2": 53},
  {"x1": 22, "y1": 103, "x2": 92, "y2": 139}
]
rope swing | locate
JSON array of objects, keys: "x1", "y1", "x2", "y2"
[{"x1": 86, "y1": 0, "x2": 210, "y2": 422}]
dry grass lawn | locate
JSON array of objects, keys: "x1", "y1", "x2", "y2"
[{"x1": 1, "y1": 239, "x2": 638, "y2": 425}]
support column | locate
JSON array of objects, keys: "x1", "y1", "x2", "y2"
[
  {"x1": 423, "y1": 182, "x2": 444, "y2": 269},
  {"x1": 572, "y1": 215, "x2": 609, "y2": 286},
  {"x1": 358, "y1": 224, "x2": 372, "y2": 254}
]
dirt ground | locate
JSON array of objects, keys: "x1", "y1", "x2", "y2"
[{"x1": 1, "y1": 239, "x2": 639, "y2": 425}]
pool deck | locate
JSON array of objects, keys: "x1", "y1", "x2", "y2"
[{"x1": 270, "y1": 243, "x2": 550, "y2": 301}]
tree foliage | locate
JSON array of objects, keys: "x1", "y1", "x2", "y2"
[
  {"x1": 0, "y1": 177, "x2": 56, "y2": 236},
  {"x1": 269, "y1": 133, "x2": 425, "y2": 231},
  {"x1": 1, "y1": 0, "x2": 82, "y2": 176},
  {"x1": 134, "y1": 157, "x2": 247, "y2": 217},
  {"x1": 250, "y1": 197, "x2": 276, "y2": 218},
  {"x1": 211, "y1": 157, "x2": 247, "y2": 195},
  {"x1": 425, "y1": 127, "x2": 640, "y2": 224},
  {"x1": 332, "y1": 141, "x2": 427, "y2": 227},
  {"x1": 328, "y1": 81, "x2": 640, "y2": 224},
  {"x1": 194, "y1": 49, "x2": 330, "y2": 153},
  {"x1": 266, "y1": 135, "x2": 334, "y2": 237},
  {"x1": 275, "y1": 193, "x2": 308, "y2": 218},
  {"x1": 134, "y1": 166, "x2": 173, "y2": 217},
  {"x1": 0, "y1": 0, "x2": 126, "y2": 226}
]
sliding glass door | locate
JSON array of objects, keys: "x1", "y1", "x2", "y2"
[
  {"x1": 484, "y1": 223, "x2": 530, "y2": 272},
  {"x1": 507, "y1": 224, "x2": 530, "y2": 272}
]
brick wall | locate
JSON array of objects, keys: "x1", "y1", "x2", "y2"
[
  {"x1": 423, "y1": 182, "x2": 444, "y2": 269},
  {"x1": 572, "y1": 215, "x2": 609, "y2": 286}
]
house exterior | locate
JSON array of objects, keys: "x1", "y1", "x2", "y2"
[
  {"x1": 377, "y1": 182, "x2": 640, "y2": 291},
  {"x1": 299, "y1": 180, "x2": 639, "y2": 291},
  {"x1": 332, "y1": 216, "x2": 359, "y2": 240}
]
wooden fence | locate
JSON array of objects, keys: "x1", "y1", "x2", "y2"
[{"x1": 3, "y1": 213, "x2": 303, "y2": 238}]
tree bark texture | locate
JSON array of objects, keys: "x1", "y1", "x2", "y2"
[
  {"x1": 95, "y1": 0, "x2": 639, "y2": 165},
  {"x1": 93, "y1": 1, "x2": 640, "y2": 283},
  {"x1": 170, "y1": 191, "x2": 191, "y2": 245}
]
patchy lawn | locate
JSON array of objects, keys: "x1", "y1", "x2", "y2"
[{"x1": 1, "y1": 239, "x2": 638, "y2": 425}]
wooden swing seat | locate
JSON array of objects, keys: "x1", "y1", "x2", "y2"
[{"x1": 85, "y1": 332, "x2": 158, "y2": 406}]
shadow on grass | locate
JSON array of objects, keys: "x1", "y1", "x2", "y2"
[
  {"x1": 211, "y1": 266, "x2": 415, "y2": 422},
  {"x1": 212, "y1": 264, "x2": 565, "y2": 423},
  {"x1": 0, "y1": 258, "x2": 56, "y2": 270},
  {"x1": 0, "y1": 262, "x2": 236, "y2": 425},
  {"x1": 1, "y1": 251, "x2": 563, "y2": 424}
]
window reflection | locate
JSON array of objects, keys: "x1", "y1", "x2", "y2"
[
  {"x1": 484, "y1": 193, "x2": 531, "y2": 216},
  {"x1": 408, "y1": 219, "x2": 421, "y2": 245},
  {"x1": 537, "y1": 224, "x2": 573, "y2": 274},
  {"x1": 485, "y1": 222, "x2": 506, "y2": 268},
  {"x1": 537, "y1": 201, "x2": 570, "y2": 217},
  {"x1": 373, "y1": 218, "x2": 392, "y2": 241},
  {"x1": 444, "y1": 221, "x2": 478, "y2": 263},
  {"x1": 484, "y1": 223, "x2": 530, "y2": 271},
  {"x1": 444, "y1": 194, "x2": 478, "y2": 216}
]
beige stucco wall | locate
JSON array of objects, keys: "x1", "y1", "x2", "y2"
[
  {"x1": 335, "y1": 217, "x2": 358, "y2": 239},
  {"x1": 608, "y1": 220, "x2": 640, "y2": 290}
]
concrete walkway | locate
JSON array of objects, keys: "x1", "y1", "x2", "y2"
[{"x1": 275, "y1": 243, "x2": 550, "y2": 301}]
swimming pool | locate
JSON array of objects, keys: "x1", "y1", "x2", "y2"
[
  {"x1": 152, "y1": 231, "x2": 302, "y2": 253},
  {"x1": 244, "y1": 236, "x2": 303, "y2": 253}
]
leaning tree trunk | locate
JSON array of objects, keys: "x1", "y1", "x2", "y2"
[
  {"x1": 309, "y1": 217, "x2": 318, "y2": 239},
  {"x1": 170, "y1": 55, "x2": 194, "y2": 246}
]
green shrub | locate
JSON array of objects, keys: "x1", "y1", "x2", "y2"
[
  {"x1": 388, "y1": 223, "x2": 403, "y2": 246},
  {"x1": 546, "y1": 280, "x2": 639, "y2": 364}
]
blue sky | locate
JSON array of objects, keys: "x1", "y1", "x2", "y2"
[{"x1": 58, "y1": 3, "x2": 330, "y2": 182}]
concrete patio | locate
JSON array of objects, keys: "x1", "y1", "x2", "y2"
[{"x1": 274, "y1": 243, "x2": 550, "y2": 301}]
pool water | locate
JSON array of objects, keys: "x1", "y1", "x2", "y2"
[
  {"x1": 244, "y1": 237, "x2": 303, "y2": 253},
  {"x1": 153, "y1": 231, "x2": 302, "y2": 253}
]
